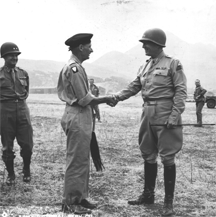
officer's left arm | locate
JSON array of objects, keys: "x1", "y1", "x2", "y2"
[
  {"x1": 24, "y1": 71, "x2": 30, "y2": 97},
  {"x1": 168, "y1": 60, "x2": 187, "y2": 126}
]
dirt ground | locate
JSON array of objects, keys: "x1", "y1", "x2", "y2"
[{"x1": 0, "y1": 94, "x2": 216, "y2": 217}]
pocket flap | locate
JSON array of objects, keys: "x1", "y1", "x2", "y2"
[{"x1": 153, "y1": 69, "x2": 168, "y2": 76}]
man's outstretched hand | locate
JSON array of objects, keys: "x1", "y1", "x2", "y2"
[{"x1": 106, "y1": 95, "x2": 119, "y2": 107}]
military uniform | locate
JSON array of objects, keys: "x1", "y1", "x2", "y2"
[
  {"x1": 90, "y1": 83, "x2": 101, "y2": 122},
  {"x1": 116, "y1": 43, "x2": 187, "y2": 216},
  {"x1": 0, "y1": 65, "x2": 33, "y2": 182},
  {"x1": 193, "y1": 82, "x2": 206, "y2": 126},
  {"x1": 118, "y1": 51, "x2": 187, "y2": 163},
  {"x1": 58, "y1": 54, "x2": 95, "y2": 205}
]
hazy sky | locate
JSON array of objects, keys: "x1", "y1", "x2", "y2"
[{"x1": 1, "y1": 0, "x2": 216, "y2": 62}]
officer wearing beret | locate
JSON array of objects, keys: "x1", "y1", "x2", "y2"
[
  {"x1": 193, "y1": 79, "x2": 207, "y2": 127},
  {"x1": 109, "y1": 28, "x2": 187, "y2": 216},
  {"x1": 0, "y1": 42, "x2": 33, "y2": 185},
  {"x1": 57, "y1": 33, "x2": 115, "y2": 214}
]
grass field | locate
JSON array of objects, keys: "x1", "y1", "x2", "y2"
[{"x1": 0, "y1": 94, "x2": 216, "y2": 217}]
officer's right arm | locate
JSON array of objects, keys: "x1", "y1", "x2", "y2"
[{"x1": 116, "y1": 76, "x2": 142, "y2": 101}]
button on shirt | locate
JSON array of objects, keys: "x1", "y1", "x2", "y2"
[
  {"x1": 0, "y1": 66, "x2": 29, "y2": 101},
  {"x1": 117, "y1": 51, "x2": 187, "y2": 123}
]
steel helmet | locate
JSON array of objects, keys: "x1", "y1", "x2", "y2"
[
  {"x1": 139, "y1": 28, "x2": 166, "y2": 47},
  {"x1": 0, "y1": 42, "x2": 21, "y2": 58}
]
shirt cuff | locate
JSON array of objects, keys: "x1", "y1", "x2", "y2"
[{"x1": 78, "y1": 92, "x2": 94, "y2": 107}]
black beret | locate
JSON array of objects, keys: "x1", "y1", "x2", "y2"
[{"x1": 65, "y1": 33, "x2": 93, "y2": 49}]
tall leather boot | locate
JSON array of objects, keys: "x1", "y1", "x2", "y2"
[
  {"x1": 128, "y1": 161, "x2": 157, "y2": 205},
  {"x1": 5, "y1": 160, "x2": 15, "y2": 186},
  {"x1": 161, "y1": 164, "x2": 176, "y2": 216},
  {"x1": 23, "y1": 155, "x2": 31, "y2": 182}
]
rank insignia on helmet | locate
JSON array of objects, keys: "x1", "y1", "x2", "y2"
[
  {"x1": 72, "y1": 66, "x2": 78, "y2": 73},
  {"x1": 176, "y1": 63, "x2": 182, "y2": 71}
]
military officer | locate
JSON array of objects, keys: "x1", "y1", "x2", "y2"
[
  {"x1": 57, "y1": 33, "x2": 115, "y2": 215},
  {"x1": 0, "y1": 42, "x2": 33, "y2": 185},
  {"x1": 193, "y1": 79, "x2": 207, "y2": 127},
  {"x1": 89, "y1": 78, "x2": 101, "y2": 122},
  {"x1": 109, "y1": 28, "x2": 187, "y2": 216}
]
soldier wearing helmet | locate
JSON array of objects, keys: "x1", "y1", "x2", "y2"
[
  {"x1": 109, "y1": 28, "x2": 187, "y2": 216},
  {"x1": 193, "y1": 79, "x2": 207, "y2": 127},
  {"x1": 0, "y1": 42, "x2": 33, "y2": 185}
]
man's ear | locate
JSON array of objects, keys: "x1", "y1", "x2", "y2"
[{"x1": 79, "y1": 44, "x2": 84, "y2": 51}]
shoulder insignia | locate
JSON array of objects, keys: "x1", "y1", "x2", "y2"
[
  {"x1": 176, "y1": 63, "x2": 183, "y2": 71},
  {"x1": 72, "y1": 66, "x2": 78, "y2": 73}
]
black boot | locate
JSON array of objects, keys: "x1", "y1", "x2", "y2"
[
  {"x1": 5, "y1": 160, "x2": 15, "y2": 186},
  {"x1": 161, "y1": 164, "x2": 176, "y2": 216},
  {"x1": 128, "y1": 161, "x2": 157, "y2": 205},
  {"x1": 23, "y1": 156, "x2": 31, "y2": 182}
]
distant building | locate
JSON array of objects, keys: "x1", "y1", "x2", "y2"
[{"x1": 30, "y1": 87, "x2": 57, "y2": 94}]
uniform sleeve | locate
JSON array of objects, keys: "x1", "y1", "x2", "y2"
[
  {"x1": 169, "y1": 59, "x2": 187, "y2": 124},
  {"x1": 23, "y1": 70, "x2": 30, "y2": 97},
  {"x1": 200, "y1": 87, "x2": 207, "y2": 96},
  {"x1": 117, "y1": 76, "x2": 142, "y2": 101},
  {"x1": 69, "y1": 66, "x2": 94, "y2": 106}
]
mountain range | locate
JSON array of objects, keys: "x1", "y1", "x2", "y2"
[{"x1": 0, "y1": 32, "x2": 216, "y2": 94}]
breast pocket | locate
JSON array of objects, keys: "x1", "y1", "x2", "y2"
[
  {"x1": 0, "y1": 77, "x2": 11, "y2": 87},
  {"x1": 152, "y1": 69, "x2": 169, "y2": 85},
  {"x1": 18, "y1": 77, "x2": 27, "y2": 86}
]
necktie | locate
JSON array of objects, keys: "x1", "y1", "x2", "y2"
[
  {"x1": 150, "y1": 59, "x2": 156, "y2": 69},
  {"x1": 11, "y1": 69, "x2": 16, "y2": 83}
]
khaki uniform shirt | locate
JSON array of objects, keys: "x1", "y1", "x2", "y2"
[
  {"x1": 117, "y1": 51, "x2": 187, "y2": 123},
  {"x1": 0, "y1": 66, "x2": 29, "y2": 101},
  {"x1": 57, "y1": 54, "x2": 94, "y2": 106}
]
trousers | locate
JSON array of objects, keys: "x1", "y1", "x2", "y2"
[
  {"x1": 139, "y1": 99, "x2": 183, "y2": 166},
  {"x1": 0, "y1": 101, "x2": 33, "y2": 161}
]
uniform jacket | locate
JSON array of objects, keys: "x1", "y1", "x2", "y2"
[
  {"x1": 117, "y1": 51, "x2": 187, "y2": 124},
  {"x1": 194, "y1": 85, "x2": 207, "y2": 102},
  {"x1": 57, "y1": 55, "x2": 94, "y2": 106},
  {"x1": 0, "y1": 66, "x2": 29, "y2": 101}
]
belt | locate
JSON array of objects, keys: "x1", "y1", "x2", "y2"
[
  {"x1": 144, "y1": 98, "x2": 173, "y2": 106},
  {"x1": 144, "y1": 98, "x2": 172, "y2": 102},
  {"x1": 1, "y1": 99, "x2": 24, "y2": 103}
]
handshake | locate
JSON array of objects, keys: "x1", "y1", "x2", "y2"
[{"x1": 105, "y1": 95, "x2": 119, "y2": 107}]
